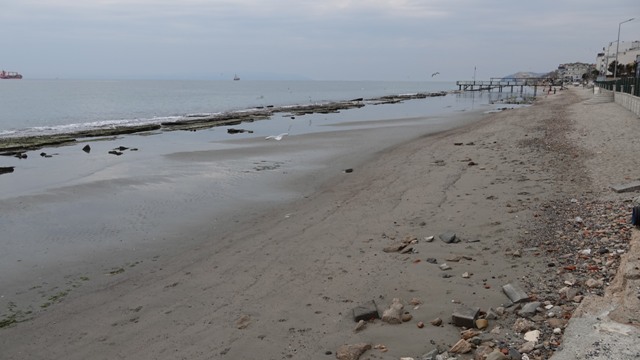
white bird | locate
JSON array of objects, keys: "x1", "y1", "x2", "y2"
[{"x1": 265, "y1": 133, "x2": 289, "y2": 141}]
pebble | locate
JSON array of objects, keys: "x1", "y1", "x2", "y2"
[
  {"x1": 476, "y1": 318, "x2": 489, "y2": 329},
  {"x1": 524, "y1": 329, "x2": 541, "y2": 343}
]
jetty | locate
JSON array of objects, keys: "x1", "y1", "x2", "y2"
[{"x1": 456, "y1": 77, "x2": 549, "y2": 94}]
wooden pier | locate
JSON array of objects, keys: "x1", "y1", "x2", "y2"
[{"x1": 456, "y1": 77, "x2": 549, "y2": 95}]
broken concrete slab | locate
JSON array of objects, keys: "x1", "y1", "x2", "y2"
[
  {"x1": 502, "y1": 283, "x2": 530, "y2": 303},
  {"x1": 610, "y1": 180, "x2": 640, "y2": 193}
]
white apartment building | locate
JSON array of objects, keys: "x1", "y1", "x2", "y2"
[
  {"x1": 556, "y1": 62, "x2": 596, "y2": 82},
  {"x1": 596, "y1": 40, "x2": 640, "y2": 77}
]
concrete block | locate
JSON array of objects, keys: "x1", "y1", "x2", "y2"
[
  {"x1": 451, "y1": 306, "x2": 480, "y2": 328},
  {"x1": 502, "y1": 283, "x2": 530, "y2": 303},
  {"x1": 352, "y1": 300, "x2": 379, "y2": 322},
  {"x1": 610, "y1": 180, "x2": 640, "y2": 193}
]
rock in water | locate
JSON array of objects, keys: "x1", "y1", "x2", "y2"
[
  {"x1": 82, "y1": 144, "x2": 91, "y2": 153},
  {"x1": 381, "y1": 298, "x2": 404, "y2": 324},
  {"x1": 336, "y1": 343, "x2": 371, "y2": 360}
]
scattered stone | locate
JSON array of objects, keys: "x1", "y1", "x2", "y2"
[
  {"x1": 400, "y1": 246, "x2": 414, "y2": 254},
  {"x1": 523, "y1": 330, "x2": 540, "y2": 343},
  {"x1": 462, "y1": 272, "x2": 470, "y2": 278},
  {"x1": 517, "y1": 301, "x2": 541, "y2": 318},
  {"x1": 502, "y1": 283, "x2": 530, "y2": 303},
  {"x1": 426, "y1": 258, "x2": 437, "y2": 264},
  {"x1": 553, "y1": 327, "x2": 562, "y2": 334},
  {"x1": 547, "y1": 318, "x2": 566, "y2": 329},
  {"x1": 381, "y1": 298, "x2": 403, "y2": 324},
  {"x1": 401, "y1": 312, "x2": 413, "y2": 322},
  {"x1": 476, "y1": 318, "x2": 488, "y2": 329},
  {"x1": 417, "y1": 321, "x2": 424, "y2": 328},
  {"x1": 439, "y1": 263, "x2": 451, "y2": 271},
  {"x1": 449, "y1": 339, "x2": 472, "y2": 354},
  {"x1": 585, "y1": 278, "x2": 603, "y2": 288},
  {"x1": 440, "y1": 273, "x2": 452, "y2": 278},
  {"x1": 512, "y1": 318, "x2": 535, "y2": 333},
  {"x1": 336, "y1": 343, "x2": 371, "y2": 360},
  {"x1": 420, "y1": 348, "x2": 439, "y2": 360},
  {"x1": 409, "y1": 298, "x2": 422, "y2": 306},
  {"x1": 451, "y1": 306, "x2": 480, "y2": 328},
  {"x1": 485, "y1": 350, "x2": 508, "y2": 360},
  {"x1": 460, "y1": 328, "x2": 480, "y2": 339},
  {"x1": 439, "y1": 232, "x2": 460, "y2": 244},
  {"x1": 424, "y1": 235, "x2": 435, "y2": 242},
  {"x1": 508, "y1": 348, "x2": 522, "y2": 360},
  {"x1": 373, "y1": 344, "x2": 387, "y2": 352},
  {"x1": 344, "y1": 168, "x2": 353, "y2": 173},
  {"x1": 383, "y1": 244, "x2": 406, "y2": 253},
  {"x1": 486, "y1": 308, "x2": 499, "y2": 320},
  {"x1": 353, "y1": 320, "x2": 366, "y2": 333},
  {"x1": 352, "y1": 300, "x2": 379, "y2": 322},
  {"x1": 475, "y1": 345, "x2": 494, "y2": 359},
  {"x1": 235, "y1": 314, "x2": 251, "y2": 329},
  {"x1": 519, "y1": 341, "x2": 535, "y2": 353},
  {"x1": 430, "y1": 317, "x2": 443, "y2": 326}
]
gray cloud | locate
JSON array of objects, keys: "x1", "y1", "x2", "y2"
[{"x1": 2, "y1": 0, "x2": 638, "y2": 80}]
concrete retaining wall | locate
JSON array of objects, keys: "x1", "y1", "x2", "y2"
[{"x1": 614, "y1": 91, "x2": 640, "y2": 117}]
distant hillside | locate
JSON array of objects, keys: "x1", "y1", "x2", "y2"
[{"x1": 501, "y1": 72, "x2": 548, "y2": 80}]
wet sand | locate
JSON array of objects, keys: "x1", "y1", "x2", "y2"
[{"x1": 1, "y1": 87, "x2": 638, "y2": 359}]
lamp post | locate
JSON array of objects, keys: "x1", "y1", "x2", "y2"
[{"x1": 614, "y1": 18, "x2": 634, "y2": 81}]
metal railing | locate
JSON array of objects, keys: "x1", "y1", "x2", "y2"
[{"x1": 595, "y1": 77, "x2": 640, "y2": 97}]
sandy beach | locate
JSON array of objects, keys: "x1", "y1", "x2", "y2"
[{"x1": 1, "y1": 87, "x2": 639, "y2": 360}]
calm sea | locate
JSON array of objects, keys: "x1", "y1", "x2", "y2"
[{"x1": 0, "y1": 80, "x2": 466, "y2": 138}]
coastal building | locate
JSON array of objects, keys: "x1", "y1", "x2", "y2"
[
  {"x1": 555, "y1": 62, "x2": 596, "y2": 82},
  {"x1": 596, "y1": 40, "x2": 640, "y2": 78}
]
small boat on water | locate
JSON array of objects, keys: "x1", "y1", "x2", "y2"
[
  {"x1": 233, "y1": 74, "x2": 240, "y2": 81},
  {"x1": 0, "y1": 70, "x2": 22, "y2": 79}
]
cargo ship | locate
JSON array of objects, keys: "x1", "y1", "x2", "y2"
[{"x1": 0, "y1": 70, "x2": 23, "y2": 79}]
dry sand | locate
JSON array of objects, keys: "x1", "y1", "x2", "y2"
[{"x1": 1, "y1": 87, "x2": 639, "y2": 360}]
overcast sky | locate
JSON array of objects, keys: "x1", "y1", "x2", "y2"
[{"x1": 1, "y1": 0, "x2": 639, "y2": 81}]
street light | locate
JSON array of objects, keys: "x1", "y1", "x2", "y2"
[{"x1": 614, "y1": 18, "x2": 634, "y2": 81}]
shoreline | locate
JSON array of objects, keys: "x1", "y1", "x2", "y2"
[
  {"x1": 0, "y1": 91, "x2": 450, "y2": 154},
  {"x1": 2, "y1": 87, "x2": 637, "y2": 359}
]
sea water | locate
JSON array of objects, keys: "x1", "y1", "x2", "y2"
[{"x1": 0, "y1": 80, "x2": 461, "y2": 137}]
